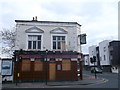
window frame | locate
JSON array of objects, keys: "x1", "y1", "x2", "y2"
[
  {"x1": 28, "y1": 35, "x2": 41, "y2": 49},
  {"x1": 103, "y1": 47, "x2": 106, "y2": 52},
  {"x1": 104, "y1": 55, "x2": 106, "y2": 61},
  {"x1": 51, "y1": 34, "x2": 67, "y2": 51},
  {"x1": 26, "y1": 33, "x2": 43, "y2": 50}
]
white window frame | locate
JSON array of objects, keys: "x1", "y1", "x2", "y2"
[
  {"x1": 51, "y1": 34, "x2": 67, "y2": 51},
  {"x1": 26, "y1": 33, "x2": 43, "y2": 50}
]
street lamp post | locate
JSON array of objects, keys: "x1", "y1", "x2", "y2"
[
  {"x1": 45, "y1": 49, "x2": 48, "y2": 85},
  {"x1": 13, "y1": 51, "x2": 17, "y2": 86},
  {"x1": 79, "y1": 34, "x2": 86, "y2": 80},
  {"x1": 16, "y1": 61, "x2": 18, "y2": 86},
  {"x1": 15, "y1": 51, "x2": 19, "y2": 86}
]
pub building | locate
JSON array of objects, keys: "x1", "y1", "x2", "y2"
[{"x1": 13, "y1": 17, "x2": 85, "y2": 82}]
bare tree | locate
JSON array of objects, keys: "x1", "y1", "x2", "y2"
[{"x1": 1, "y1": 27, "x2": 16, "y2": 57}]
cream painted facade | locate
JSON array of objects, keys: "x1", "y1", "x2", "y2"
[
  {"x1": 15, "y1": 19, "x2": 82, "y2": 52},
  {"x1": 99, "y1": 40, "x2": 111, "y2": 66},
  {"x1": 88, "y1": 45, "x2": 98, "y2": 66}
]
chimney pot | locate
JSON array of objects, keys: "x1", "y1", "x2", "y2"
[{"x1": 35, "y1": 16, "x2": 37, "y2": 21}]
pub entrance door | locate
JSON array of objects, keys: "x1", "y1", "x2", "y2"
[{"x1": 49, "y1": 63, "x2": 56, "y2": 80}]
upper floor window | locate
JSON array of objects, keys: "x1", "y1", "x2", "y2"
[
  {"x1": 104, "y1": 47, "x2": 106, "y2": 52},
  {"x1": 28, "y1": 35, "x2": 41, "y2": 50},
  {"x1": 53, "y1": 36, "x2": 66, "y2": 50},
  {"x1": 104, "y1": 55, "x2": 106, "y2": 61}
]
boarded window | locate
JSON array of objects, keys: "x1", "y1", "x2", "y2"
[
  {"x1": 62, "y1": 59, "x2": 71, "y2": 71},
  {"x1": 62, "y1": 41, "x2": 65, "y2": 50},
  {"x1": 34, "y1": 60, "x2": 43, "y2": 71},
  {"x1": 22, "y1": 59, "x2": 30, "y2": 71}
]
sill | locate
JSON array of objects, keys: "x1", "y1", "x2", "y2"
[{"x1": 27, "y1": 49, "x2": 41, "y2": 51}]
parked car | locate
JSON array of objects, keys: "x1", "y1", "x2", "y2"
[{"x1": 91, "y1": 67, "x2": 102, "y2": 73}]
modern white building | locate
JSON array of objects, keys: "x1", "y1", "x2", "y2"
[
  {"x1": 0, "y1": 32, "x2": 2, "y2": 57},
  {"x1": 88, "y1": 45, "x2": 98, "y2": 66},
  {"x1": 99, "y1": 40, "x2": 111, "y2": 66},
  {"x1": 118, "y1": 1, "x2": 120, "y2": 40},
  {"x1": 83, "y1": 54, "x2": 90, "y2": 70},
  {"x1": 15, "y1": 17, "x2": 82, "y2": 52},
  {"x1": 0, "y1": 32, "x2": 2, "y2": 74},
  {"x1": 0, "y1": 58, "x2": 1, "y2": 74},
  {"x1": 84, "y1": 54, "x2": 89, "y2": 66}
]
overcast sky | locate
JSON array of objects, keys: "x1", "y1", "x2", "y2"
[{"x1": 0, "y1": 0, "x2": 119, "y2": 54}]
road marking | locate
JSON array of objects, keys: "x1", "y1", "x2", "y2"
[{"x1": 85, "y1": 78, "x2": 109, "y2": 86}]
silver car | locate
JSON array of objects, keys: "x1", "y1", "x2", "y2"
[{"x1": 91, "y1": 67, "x2": 102, "y2": 73}]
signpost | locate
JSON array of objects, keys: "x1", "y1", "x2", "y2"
[{"x1": 79, "y1": 34, "x2": 87, "y2": 80}]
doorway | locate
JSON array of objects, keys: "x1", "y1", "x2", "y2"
[{"x1": 49, "y1": 63, "x2": 56, "y2": 80}]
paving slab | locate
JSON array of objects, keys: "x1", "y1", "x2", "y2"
[{"x1": 2, "y1": 74, "x2": 108, "y2": 88}]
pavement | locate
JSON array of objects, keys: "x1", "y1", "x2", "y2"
[
  {"x1": 2, "y1": 74, "x2": 108, "y2": 88},
  {"x1": 0, "y1": 75, "x2": 2, "y2": 90}
]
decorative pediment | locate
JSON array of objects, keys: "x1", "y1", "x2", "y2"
[
  {"x1": 50, "y1": 28, "x2": 68, "y2": 34},
  {"x1": 25, "y1": 26, "x2": 44, "y2": 33}
]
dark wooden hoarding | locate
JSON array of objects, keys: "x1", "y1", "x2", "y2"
[{"x1": 13, "y1": 51, "x2": 82, "y2": 82}]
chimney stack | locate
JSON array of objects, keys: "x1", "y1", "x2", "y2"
[{"x1": 32, "y1": 16, "x2": 37, "y2": 21}]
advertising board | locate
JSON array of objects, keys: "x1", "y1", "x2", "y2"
[{"x1": 1, "y1": 60, "x2": 12, "y2": 76}]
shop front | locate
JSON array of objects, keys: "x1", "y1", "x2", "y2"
[{"x1": 13, "y1": 50, "x2": 83, "y2": 82}]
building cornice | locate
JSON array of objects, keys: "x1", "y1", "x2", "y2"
[{"x1": 15, "y1": 20, "x2": 82, "y2": 27}]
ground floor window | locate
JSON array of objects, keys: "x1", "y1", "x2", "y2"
[
  {"x1": 62, "y1": 59, "x2": 71, "y2": 71},
  {"x1": 34, "y1": 59, "x2": 43, "y2": 71},
  {"x1": 22, "y1": 59, "x2": 30, "y2": 71}
]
